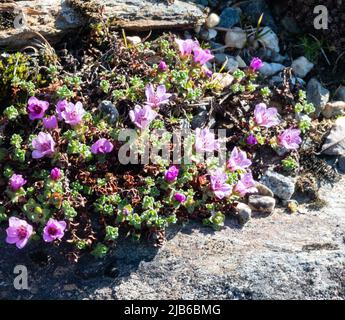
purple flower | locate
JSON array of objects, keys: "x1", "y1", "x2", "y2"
[
  {"x1": 43, "y1": 115, "x2": 58, "y2": 130},
  {"x1": 195, "y1": 128, "x2": 220, "y2": 153},
  {"x1": 158, "y1": 60, "x2": 168, "y2": 71},
  {"x1": 9, "y1": 174, "x2": 27, "y2": 191},
  {"x1": 165, "y1": 165, "x2": 179, "y2": 183},
  {"x1": 43, "y1": 219, "x2": 66, "y2": 243},
  {"x1": 210, "y1": 168, "x2": 232, "y2": 200},
  {"x1": 145, "y1": 84, "x2": 172, "y2": 109},
  {"x1": 56, "y1": 100, "x2": 68, "y2": 121},
  {"x1": 250, "y1": 57, "x2": 264, "y2": 71},
  {"x1": 32, "y1": 132, "x2": 55, "y2": 159},
  {"x1": 254, "y1": 103, "x2": 280, "y2": 128},
  {"x1": 129, "y1": 105, "x2": 157, "y2": 130},
  {"x1": 61, "y1": 101, "x2": 85, "y2": 126},
  {"x1": 227, "y1": 147, "x2": 252, "y2": 172},
  {"x1": 193, "y1": 47, "x2": 214, "y2": 65},
  {"x1": 174, "y1": 192, "x2": 186, "y2": 203},
  {"x1": 278, "y1": 128, "x2": 302, "y2": 150},
  {"x1": 91, "y1": 138, "x2": 114, "y2": 154},
  {"x1": 246, "y1": 134, "x2": 258, "y2": 145},
  {"x1": 6, "y1": 217, "x2": 33, "y2": 249},
  {"x1": 175, "y1": 38, "x2": 199, "y2": 57},
  {"x1": 50, "y1": 167, "x2": 61, "y2": 181},
  {"x1": 234, "y1": 172, "x2": 257, "y2": 197},
  {"x1": 203, "y1": 67, "x2": 213, "y2": 78},
  {"x1": 27, "y1": 97, "x2": 49, "y2": 120}
]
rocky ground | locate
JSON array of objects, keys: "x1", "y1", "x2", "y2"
[
  {"x1": 0, "y1": 175, "x2": 344, "y2": 300},
  {"x1": 0, "y1": 0, "x2": 345, "y2": 300}
]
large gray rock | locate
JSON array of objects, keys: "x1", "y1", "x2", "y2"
[
  {"x1": 260, "y1": 170, "x2": 296, "y2": 200},
  {"x1": 0, "y1": 0, "x2": 206, "y2": 47},
  {"x1": 306, "y1": 78, "x2": 330, "y2": 118},
  {"x1": 0, "y1": 0, "x2": 83, "y2": 47},
  {"x1": 100, "y1": 0, "x2": 207, "y2": 31}
]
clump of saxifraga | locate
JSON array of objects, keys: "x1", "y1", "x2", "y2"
[{"x1": 0, "y1": 29, "x2": 309, "y2": 257}]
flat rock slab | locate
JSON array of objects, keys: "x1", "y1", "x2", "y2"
[
  {"x1": 0, "y1": 0, "x2": 206, "y2": 47},
  {"x1": 97, "y1": 0, "x2": 206, "y2": 30},
  {"x1": 0, "y1": 0, "x2": 83, "y2": 47},
  {"x1": 0, "y1": 176, "x2": 345, "y2": 300}
]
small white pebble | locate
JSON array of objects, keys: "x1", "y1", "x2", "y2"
[
  {"x1": 206, "y1": 13, "x2": 220, "y2": 28},
  {"x1": 126, "y1": 36, "x2": 141, "y2": 45}
]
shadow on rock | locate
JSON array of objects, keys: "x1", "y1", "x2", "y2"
[{"x1": 0, "y1": 233, "x2": 159, "y2": 299}]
